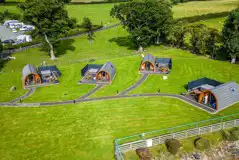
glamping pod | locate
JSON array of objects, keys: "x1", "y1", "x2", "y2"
[
  {"x1": 79, "y1": 62, "x2": 116, "y2": 84},
  {"x1": 96, "y1": 62, "x2": 116, "y2": 83},
  {"x1": 188, "y1": 78, "x2": 239, "y2": 111},
  {"x1": 140, "y1": 54, "x2": 155, "y2": 72},
  {"x1": 22, "y1": 64, "x2": 41, "y2": 88},
  {"x1": 140, "y1": 54, "x2": 172, "y2": 74},
  {"x1": 22, "y1": 64, "x2": 61, "y2": 89}
]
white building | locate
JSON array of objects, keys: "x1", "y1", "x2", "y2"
[
  {"x1": 3, "y1": 20, "x2": 20, "y2": 27},
  {"x1": 16, "y1": 35, "x2": 32, "y2": 43}
]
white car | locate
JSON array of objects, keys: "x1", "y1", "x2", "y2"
[{"x1": 12, "y1": 29, "x2": 17, "y2": 33}]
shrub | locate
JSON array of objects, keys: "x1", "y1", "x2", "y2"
[
  {"x1": 135, "y1": 148, "x2": 152, "y2": 160},
  {"x1": 194, "y1": 137, "x2": 210, "y2": 150},
  {"x1": 229, "y1": 128, "x2": 239, "y2": 141},
  {"x1": 165, "y1": 138, "x2": 181, "y2": 155},
  {"x1": 222, "y1": 128, "x2": 239, "y2": 141}
]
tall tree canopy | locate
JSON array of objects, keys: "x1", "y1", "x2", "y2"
[
  {"x1": 19, "y1": 0, "x2": 77, "y2": 60},
  {"x1": 81, "y1": 17, "x2": 95, "y2": 43},
  {"x1": 0, "y1": 39, "x2": 3, "y2": 54},
  {"x1": 110, "y1": 0, "x2": 173, "y2": 51},
  {"x1": 222, "y1": 8, "x2": 239, "y2": 64}
]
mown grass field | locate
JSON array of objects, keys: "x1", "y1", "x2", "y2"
[
  {"x1": 1, "y1": 0, "x2": 238, "y2": 26},
  {"x1": 1, "y1": 97, "x2": 239, "y2": 160},
  {"x1": 1, "y1": 1, "x2": 239, "y2": 160}
]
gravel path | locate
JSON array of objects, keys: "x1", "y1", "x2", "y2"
[
  {"x1": 1, "y1": 93, "x2": 216, "y2": 114},
  {"x1": 8, "y1": 88, "x2": 36, "y2": 103},
  {"x1": 77, "y1": 84, "x2": 104, "y2": 100},
  {"x1": 118, "y1": 74, "x2": 148, "y2": 95}
]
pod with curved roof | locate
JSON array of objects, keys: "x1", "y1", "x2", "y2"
[
  {"x1": 96, "y1": 62, "x2": 116, "y2": 83},
  {"x1": 140, "y1": 54, "x2": 155, "y2": 72},
  {"x1": 22, "y1": 64, "x2": 41, "y2": 88},
  {"x1": 188, "y1": 78, "x2": 239, "y2": 111}
]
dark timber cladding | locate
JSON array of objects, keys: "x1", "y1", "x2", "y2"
[
  {"x1": 188, "y1": 77, "x2": 222, "y2": 91},
  {"x1": 81, "y1": 64, "x2": 103, "y2": 76},
  {"x1": 155, "y1": 58, "x2": 172, "y2": 69},
  {"x1": 38, "y1": 66, "x2": 61, "y2": 77},
  {"x1": 96, "y1": 61, "x2": 116, "y2": 81}
]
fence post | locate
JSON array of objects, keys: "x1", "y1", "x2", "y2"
[{"x1": 234, "y1": 119, "x2": 237, "y2": 127}]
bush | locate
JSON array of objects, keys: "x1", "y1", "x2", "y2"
[
  {"x1": 222, "y1": 128, "x2": 239, "y2": 141},
  {"x1": 194, "y1": 137, "x2": 210, "y2": 150},
  {"x1": 135, "y1": 148, "x2": 152, "y2": 160},
  {"x1": 165, "y1": 139, "x2": 181, "y2": 155},
  {"x1": 230, "y1": 128, "x2": 239, "y2": 141}
]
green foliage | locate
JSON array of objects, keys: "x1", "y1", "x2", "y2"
[
  {"x1": 81, "y1": 17, "x2": 93, "y2": 31},
  {"x1": 194, "y1": 137, "x2": 210, "y2": 150},
  {"x1": 221, "y1": 128, "x2": 239, "y2": 141},
  {"x1": 222, "y1": 8, "x2": 239, "y2": 63},
  {"x1": 135, "y1": 148, "x2": 152, "y2": 160},
  {"x1": 0, "y1": 9, "x2": 21, "y2": 23},
  {"x1": 167, "y1": 20, "x2": 189, "y2": 47},
  {"x1": 110, "y1": 0, "x2": 173, "y2": 48},
  {"x1": 190, "y1": 24, "x2": 210, "y2": 55},
  {"x1": 0, "y1": 39, "x2": 3, "y2": 54},
  {"x1": 18, "y1": 0, "x2": 77, "y2": 59},
  {"x1": 165, "y1": 138, "x2": 181, "y2": 155}
]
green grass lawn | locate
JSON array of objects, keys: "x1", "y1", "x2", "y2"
[
  {"x1": 1, "y1": 97, "x2": 239, "y2": 160},
  {"x1": 2, "y1": 0, "x2": 238, "y2": 26},
  {"x1": 172, "y1": 0, "x2": 239, "y2": 19},
  {"x1": 130, "y1": 47, "x2": 239, "y2": 95},
  {"x1": 192, "y1": 17, "x2": 227, "y2": 30},
  {"x1": 1, "y1": 25, "x2": 239, "y2": 102}
]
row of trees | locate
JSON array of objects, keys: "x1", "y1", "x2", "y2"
[
  {"x1": 0, "y1": 10, "x2": 21, "y2": 23},
  {"x1": 111, "y1": 0, "x2": 239, "y2": 63}
]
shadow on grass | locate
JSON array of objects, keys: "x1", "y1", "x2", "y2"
[
  {"x1": 55, "y1": 39, "x2": 76, "y2": 57},
  {"x1": 0, "y1": 59, "x2": 8, "y2": 72},
  {"x1": 109, "y1": 36, "x2": 136, "y2": 50},
  {"x1": 40, "y1": 38, "x2": 76, "y2": 58},
  {"x1": 177, "y1": 11, "x2": 230, "y2": 23}
]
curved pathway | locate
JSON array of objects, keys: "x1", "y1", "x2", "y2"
[
  {"x1": 77, "y1": 84, "x2": 104, "y2": 100},
  {"x1": 1, "y1": 93, "x2": 216, "y2": 114},
  {"x1": 118, "y1": 74, "x2": 148, "y2": 96},
  {"x1": 8, "y1": 87, "x2": 36, "y2": 103}
]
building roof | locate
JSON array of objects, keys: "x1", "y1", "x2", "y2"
[
  {"x1": 188, "y1": 77, "x2": 222, "y2": 91},
  {"x1": 155, "y1": 58, "x2": 172, "y2": 64},
  {"x1": 211, "y1": 82, "x2": 239, "y2": 111},
  {"x1": 22, "y1": 64, "x2": 38, "y2": 82},
  {"x1": 0, "y1": 26, "x2": 17, "y2": 41},
  {"x1": 98, "y1": 61, "x2": 116, "y2": 81},
  {"x1": 38, "y1": 66, "x2": 61, "y2": 77},
  {"x1": 81, "y1": 64, "x2": 103, "y2": 76},
  {"x1": 142, "y1": 54, "x2": 155, "y2": 65}
]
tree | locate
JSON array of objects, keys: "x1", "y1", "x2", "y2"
[
  {"x1": 222, "y1": 8, "x2": 239, "y2": 64},
  {"x1": 110, "y1": 0, "x2": 173, "y2": 52},
  {"x1": 206, "y1": 28, "x2": 221, "y2": 58},
  {"x1": 0, "y1": 39, "x2": 3, "y2": 54},
  {"x1": 81, "y1": 17, "x2": 95, "y2": 43},
  {"x1": 190, "y1": 24, "x2": 210, "y2": 55},
  {"x1": 167, "y1": 20, "x2": 189, "y2": 47},
  {"x1": 18, "y1": 0, "x2": 77, "y2": 60}
]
